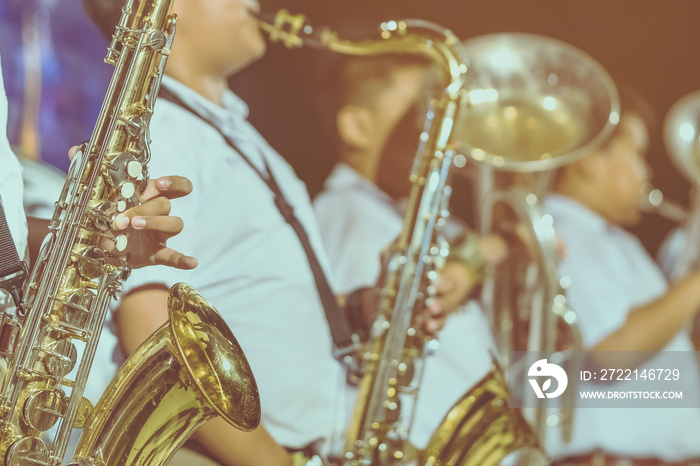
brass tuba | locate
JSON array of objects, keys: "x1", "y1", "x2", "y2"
[
  {"x1": 450, "y1": 32, "x2": 618, "y2": 444},
  {"x1": 639, "y1": 183, "x2": 688, "y2": 225},
  {"x1": 259, "y1": 11, "x2": 541, "y2": 466},
  {"x1": 0, "y1": 2, "x2": 260, "y2": 465},
  {"x1": 655, "y1": 90, "x2": 700, "y2": 346},
  {"x1": 662, "y1": 90, "x2": 700, "y2": 278}
]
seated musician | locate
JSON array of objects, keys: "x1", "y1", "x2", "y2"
[
  {"x1": 83, "y1": 1, "x2": 450, "y2": 465},
  {"x1": 0, "y1": 48, "x2": 198, "y2": 460},
  {"x1": 313, "y1": 53, "x2": 507, "y2": 450},
  {"x1": 544, "y1": 89, "x2": 700, "y2": 465}
]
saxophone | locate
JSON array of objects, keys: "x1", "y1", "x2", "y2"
[
  {"x1": 259, "y1": 11, "x2": 540, "y2": 466},
  {"x1": 0, "y1": 2, "x2": 260, "y2": 465}
]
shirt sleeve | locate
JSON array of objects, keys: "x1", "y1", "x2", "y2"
[
  {"x1": 556, "y1": 225, "x2": 632, "y2": 349},
  {"x1": 657, "y1": 227, "x2": 685, "y2": 281},
  {"x1": 314, "y1": 188, "x2": 395, "y2": 294}
]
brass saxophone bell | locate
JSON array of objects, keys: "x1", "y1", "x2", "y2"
[
  {"x1": 168, "y1": 282, "x2": 261, "y2": 432},
  {"x1": 72, "y1": 283, "x2": 260, "y2": 466},
  {"x1": 421, "y1": 365, "x2": 544, "y2": 466}
]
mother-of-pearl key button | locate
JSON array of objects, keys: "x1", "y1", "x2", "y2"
[
  {"x1": 126, "y1": 160, "x2": 143, "y2": 178},
  {"x1": 120, "y1": 181, "x2": 135, "y2": 199}
]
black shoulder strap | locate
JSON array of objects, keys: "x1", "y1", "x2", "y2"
[
  {"x1": 158, "y1": 87, "x2": 359, "y2": 362},
  {"x1": 0, "y1": 197, "x2": 27, "y2": 315}
]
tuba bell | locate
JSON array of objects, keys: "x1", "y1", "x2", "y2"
[
  {"x1": 450, "y1": 32, "x2": 618, "y2": 445},
  {"x1": 661, "y1": 90, "x2": 700, "y2": 279},
  {"x1": 654, "y1": 90, "x2": 700, "y2": 347}
]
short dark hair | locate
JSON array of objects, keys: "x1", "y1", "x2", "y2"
[
  {"x1": 323, "y1": 53, "x2": 432, "y2": 146},
  {"x1": 551, "y1": 85, "x2": 654, "y2": 188},
  {"x1": 619, "y1": 85, "x2": 656, "y2": 133},
  {"x1": 82, "y1": 0, "x2": 124, "y2": 41},
  {"x1": 600, "y1": 85, "x2": 655, "y2": 150}
]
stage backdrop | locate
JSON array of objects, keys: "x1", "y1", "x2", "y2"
[{"x1": 2, "y1": 0, "x2": 699, "y2": 253}]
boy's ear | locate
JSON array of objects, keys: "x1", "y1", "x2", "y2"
[
  {"x1": 570, "y1": 149, "x2": 607, "y2": 181},
  {"x1": 336, "y1": 105, "x2": 374, "y2": 150}
]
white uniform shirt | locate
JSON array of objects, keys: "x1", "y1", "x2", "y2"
[
  {"x1": 545, "y1": 194, "x2": 700, "y2": 461},
  {"x1": 0, "y1": 54, "x2": 29, "y2": 315},
  {"x1": 657, "y1": 227, "x2": 685, "y2": 280},
  {"x1": 114, "y1": 77, "x2": 346, "y2": 451},
  {"x1": 313, "y1": 163, "x2": 496, "y2": 449}
]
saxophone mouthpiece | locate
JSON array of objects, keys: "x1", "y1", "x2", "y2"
[
  {"x1": 640, "y1": 182, "x2": 688, "y2": 223},
  {"x1": 256, "y1": 9, "x2": 326, "y2": 49}
]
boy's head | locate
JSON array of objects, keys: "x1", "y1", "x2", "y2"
[
  {"x1": 325, "y1": 53, "x2": 433, "y2": 192},
  {"x1": 83, "y1": 0, "x2": 265, "y2": 79},
  {"x1": 553, "y1": 88, "x2": 654, "y2": 227}
]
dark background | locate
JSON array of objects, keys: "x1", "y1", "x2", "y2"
[
  {"x1": 232, "y1": 0, "x2": 700, "y2": 255},
  {"x1": 2, "y1": 0, "x2": 700, "y2": 254}
]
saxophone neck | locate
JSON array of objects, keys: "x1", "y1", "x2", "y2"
[{"x1": 256, "y1": 10, "x2": 466, "y2": 92}]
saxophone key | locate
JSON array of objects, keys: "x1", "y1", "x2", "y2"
[
  {"x1": 0, "y1": 320, "x2": 20, "y2": 358},
  {"x1": 41, "y1": 340, "x2": 78, "y2": 378},
  {"x1": 145, "y1": 30, "x2": 167, "y2": 51},
  {"x1": 118, "y1": 114, "x2": 145, "y2": 138},
  {"x1": 87, "y1": 201, "x2": 117, "y2": 233},
  {"x1": 119, "y1": 181, "x2": 136, "y2": 200},
  {"x1": 381, "y1": 397, "x2": 401, "y2": 424},
  {"x1": 396, "y1": 360, "x2": 415, "y2": 385},
  {"x1": 54, "y1": 288, "x2": 95, "y2": 330},
  {"x1": 114, "y1": 234, "x2": 128, "y2": 252},
  {"x1": 104, "y1": 152, "x2": 144, "y2": 188},
  {"x1": 23, "y1": 389, "x2": 67, "y2": 431},
  {"x1": 42, "y1": 317, "x2": 90, "y2": 343},
  {"x1": 73, "y1": 247, "x2": 106, "y2": 280},
  {"x1": 72, "y1": 397, "x2": 94, "y2": 430},
  {"x1": 5, "y1": 437, "x2": 50, "y2": 466}
]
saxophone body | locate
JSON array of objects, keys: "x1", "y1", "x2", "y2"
[
  {"x1": 345, "y1": 52, "x2": 463, "y2": 464},
  {"x1": 261, "y1": 11, "x2": 539, "y2": 466},
  {"x1": 0, "y1": 2, "x2": 260, "y2": 465}
]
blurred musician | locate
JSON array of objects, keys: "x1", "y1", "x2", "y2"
[
  {"x1": 544, "y1": 91, "x2": 700, "y2": 465},
  {"x1": 658, "y1": 227, "x2": 686, "y2": 280},
  {"x1": 0, "y1": 48, "x2": 199, "y2": 459},
  {"x1": 313, "y1": 53, "x2": 506, "y2": 449},
  {"x1": 82, "y1": 1, "x2": 448, "y2": 465}
]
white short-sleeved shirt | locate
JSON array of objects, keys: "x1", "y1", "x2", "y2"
[
  {"x1": 544, "y1": 194, "x2": 700, "y2": 461},
  {"x1": 108, "y1": 77, "x2": 346, "y2": 451},
  {"x1": 313, "y1": 163, "x2": 496, "y2": 449},
  {"x1": 0, "y1": 54, "x2": 29, "y2": 313},
  {"x1": 657, "y1": 227, "x2": 685, "y2": 281}
]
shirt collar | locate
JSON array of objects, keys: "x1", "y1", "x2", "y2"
[
  {"x1": 325, "y1": 163, "x2": 398, "y2": 207},
  {"x1": 161, "y1": 75, "x2": 250, "y2": 124},
  {"x1": 545, "y1": 193, "x2": 612, "y2": 233}
]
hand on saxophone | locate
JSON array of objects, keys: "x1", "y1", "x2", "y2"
[
  {"x1": 68, "y1": 146, "x2": 198, "y2": 270},
  {"x1": 423, "y1": 233, "x2": 508, "y2": 333}
]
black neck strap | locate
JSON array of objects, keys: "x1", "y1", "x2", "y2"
[
  {"x1": 0, "y1": 196, "x2": 27, "y2": 316},
  {"x1": 158, "y1": 87, "x2": 359, "y2": 361}
]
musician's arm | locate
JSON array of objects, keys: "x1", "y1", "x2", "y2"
[
  {"x1": 192, "y1": 418, "x2": 293, "y2": 466},
  {"x1": 116, "y1": 288, "x2": 291, "y2": 466},
  {"x1": 591, "y1": 271, "x2": 700, "y2": 368}
]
